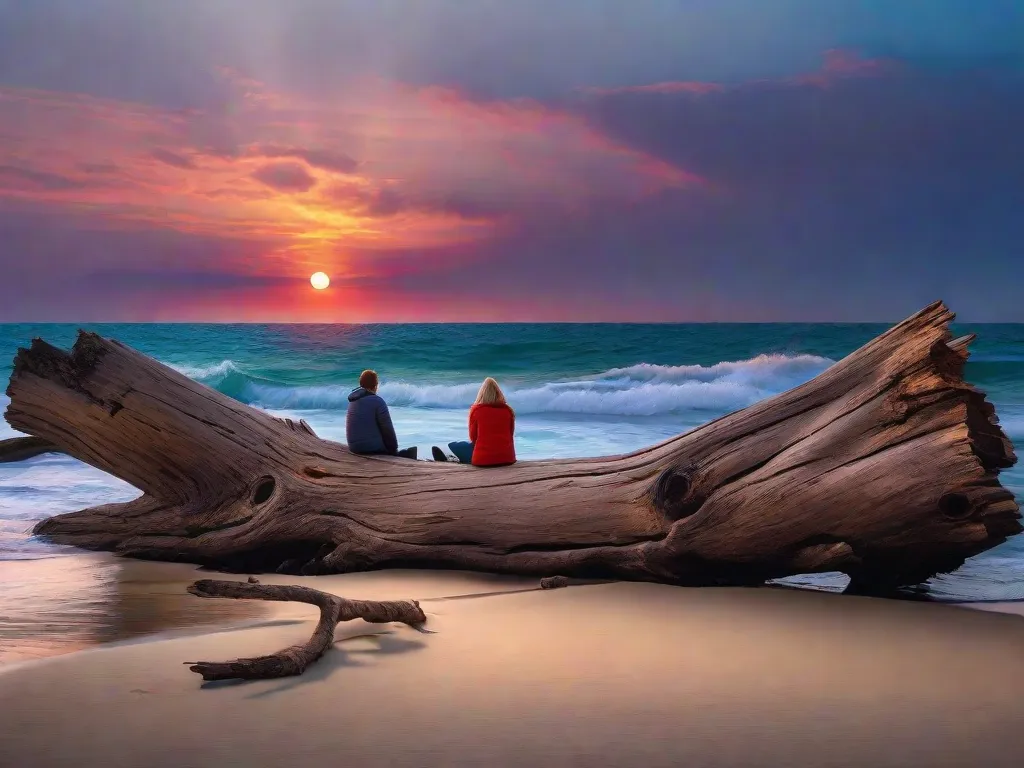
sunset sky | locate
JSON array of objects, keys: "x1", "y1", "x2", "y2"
[{"x1": 0, "y1": 0, "x2": 1021, "y2": 322}]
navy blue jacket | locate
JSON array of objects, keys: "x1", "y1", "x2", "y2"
[{"x1": 345, "y1": 387, "x2": 399, "y2": 455}]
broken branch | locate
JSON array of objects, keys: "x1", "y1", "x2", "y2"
[{"x1": 183, "y1": 579, "x2": 427, "y2": 681}]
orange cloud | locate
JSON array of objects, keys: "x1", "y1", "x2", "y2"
[{"x1": 0, "y1": 74, "x2": 698, "y2": 284}]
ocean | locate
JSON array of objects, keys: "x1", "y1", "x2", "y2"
[{"x1": 1, "y1": 322, "x2": 1022, "y2": 612}]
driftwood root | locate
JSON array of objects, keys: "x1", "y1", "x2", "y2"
[{"x1": 183, "y1": 579, "x2": 427, "y2": 681}]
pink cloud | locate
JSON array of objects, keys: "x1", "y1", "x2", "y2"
[
  {"x1": 0, "y1": 73, "x2": 702, "y2": 295},
  {"x1": 579, "y1": 48, "x2": 896, "y2": 98},
  {"x1": 788, "y1": 49, "x2": 897, "y2": 88}
]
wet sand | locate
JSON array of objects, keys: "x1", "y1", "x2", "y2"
[
  {"x1": 2, "y1": 570, "x2": 1024, "y2": 768},
  {"x1": 0, "y1": 555, "x2": 541, "y2": 666},
  {"x1": 0, "y1": 554, "x2": 269, "y2": 665}
]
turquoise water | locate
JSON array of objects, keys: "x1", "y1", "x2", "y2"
[{"x1": 1, "y1": 322, "x2": 1022, "y2": 601}]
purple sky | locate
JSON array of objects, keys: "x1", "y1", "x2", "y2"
[{"x1": 0, "y1": 0, "x2": 1022, "y2": 321}]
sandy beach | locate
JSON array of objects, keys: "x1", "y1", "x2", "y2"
[{"x1": 2, "y1": 570, "x2": 1024, "y2": 768}]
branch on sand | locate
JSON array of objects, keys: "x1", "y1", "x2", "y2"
[{"x1": 183, "y1": 579, "x2": 427, "y2": 681}]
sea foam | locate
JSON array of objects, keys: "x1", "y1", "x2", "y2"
[{"x1": 172, "y1": 353, "x2": 835, "y2": 416}]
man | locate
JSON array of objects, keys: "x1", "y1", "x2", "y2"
[{"x1": 345, "y1": 369, "x2": 418, "y2": 459}]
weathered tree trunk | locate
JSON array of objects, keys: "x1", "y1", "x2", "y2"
[{"x1": 4, "y1": 301, "x2": 1019, "y2": 593}]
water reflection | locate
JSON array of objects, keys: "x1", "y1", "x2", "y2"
[{"x1": 0, "y1": 553, "x2": 266, "y2": 666}]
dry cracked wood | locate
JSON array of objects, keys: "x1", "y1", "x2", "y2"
[
  {"x1": 184, "y1": 579, "x2": 427, "y2": 680},
  {"x1": 4, "y1": 301, "x2": 1020, "y2": 594}
]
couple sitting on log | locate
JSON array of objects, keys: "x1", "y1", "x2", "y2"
[{"x1": 345, "y1": 369, "x2": 517, "y2": 467}]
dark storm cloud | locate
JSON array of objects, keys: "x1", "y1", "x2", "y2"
[
  {"x1": 150, "y1": 149, "x2": 197, "y2": 170},
  {"x1": 82, "y1": 269, "x2": 296, "y2": 290},
  {"x1": 325, "y1": 183, "x2": 405, "y2": 218},
  {"x1": 0, "y1": 165, "x2": 92, "y2": 191},
  {"x1": 250, "y1": 162, "x2": 317, "y2": 192},
  {"x1": 574, "y1": 68, "x2": 1024, "y2": 192},
  {"x1": 326, "y1": 183, "x2": 499, "y2": 220},
  {"x1": 260, "y1": 146, "x2": 358, "y2": 175}
]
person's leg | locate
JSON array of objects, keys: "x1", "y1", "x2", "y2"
[
  {"x1": 396, "y1": 446, "x2": 418, "y2": 460},
  {"x1": 448, "y1": 441, "x2": 474, "y2": 464}
]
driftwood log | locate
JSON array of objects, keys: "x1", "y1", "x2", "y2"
[
  {"x1": 0, "y1": 436, "x2": 60, "y2": 463},
  {"x1": 3, "y1": 301, "x2": 1020, "y2": 594},
  {"x1": 183, "y1": 579, "x2": 426, "y2": 680}
]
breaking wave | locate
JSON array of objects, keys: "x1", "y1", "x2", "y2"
[{"x1": 171, "y1": 353, "x2": 836, "y2": 416}]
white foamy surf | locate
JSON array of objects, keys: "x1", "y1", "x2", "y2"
[{"x1": 171, "y1": 353, "x2": 836, "y2": 416}]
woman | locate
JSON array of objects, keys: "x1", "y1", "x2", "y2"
[{"x1": 432, "y1": 377, "x2": 516, "y2": 466}]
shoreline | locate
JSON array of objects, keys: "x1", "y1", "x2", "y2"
[
  {"x1": 0, "y1": 557, "x2": 545, "y2": 667},
  {"x1": 2, "y1": 572, "x2": 1024, "y2": 767}
]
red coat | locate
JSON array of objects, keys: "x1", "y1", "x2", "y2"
[{"x1": 469, "y1": 403, "x2": 516, "y2": 466}]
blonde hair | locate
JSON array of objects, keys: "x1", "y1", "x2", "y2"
[{"x1": 474, "y1": 377, "x2": 507, "y2": 407}]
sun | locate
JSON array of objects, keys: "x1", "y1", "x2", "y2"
[{"x1": 310, "y1": 272, "x2": 330, "y2": 290}]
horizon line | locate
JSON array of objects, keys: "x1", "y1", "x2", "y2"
[{"x1": 1, "y1": 319, "x2": 1022, "y2": 326}]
